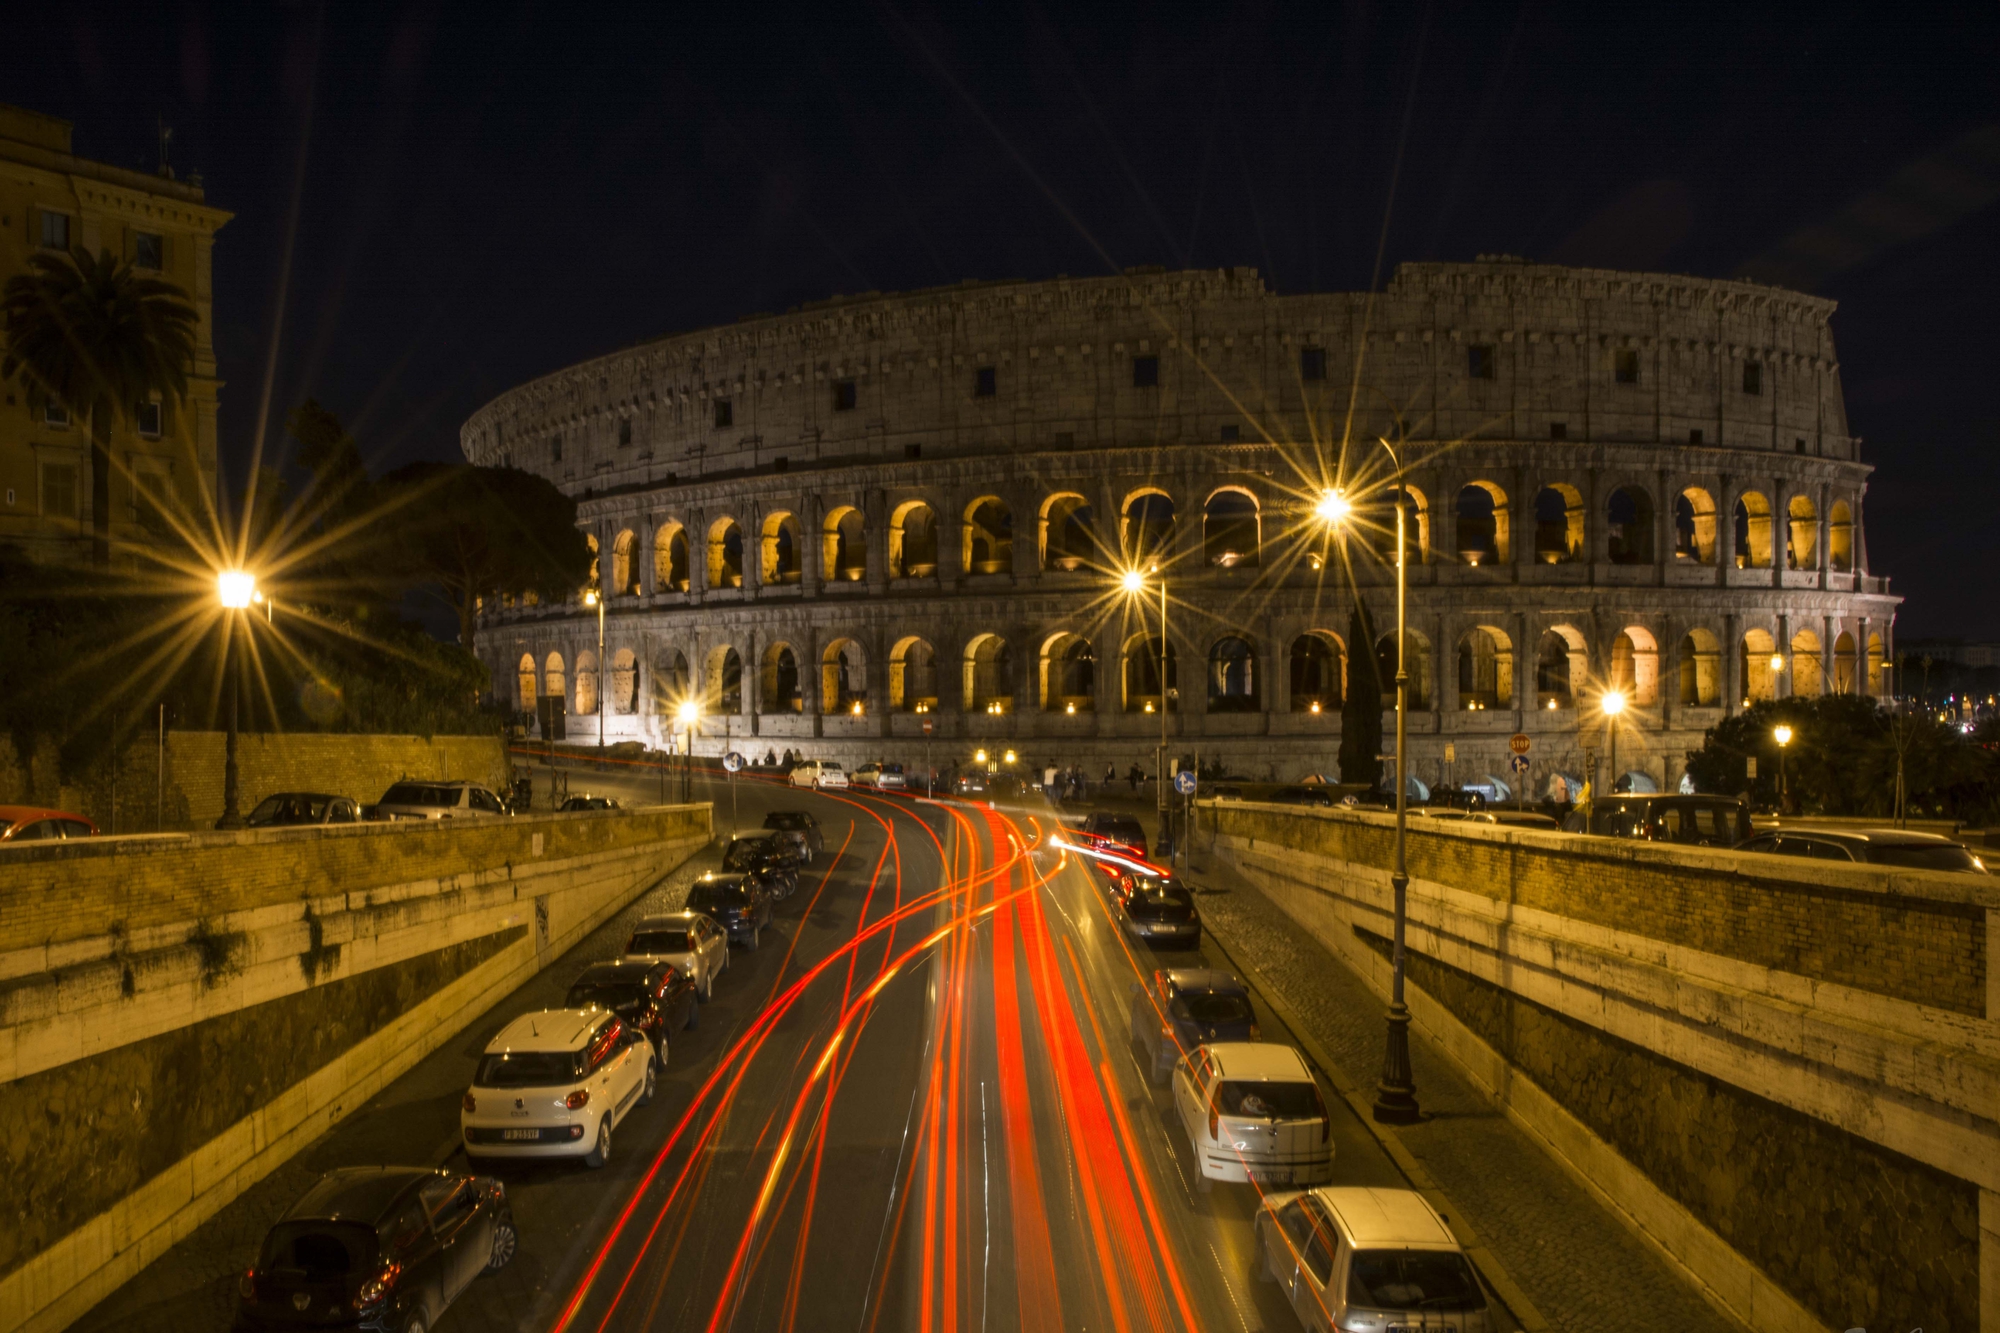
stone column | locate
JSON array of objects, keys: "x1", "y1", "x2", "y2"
[
  {"x1": 1824, "y1": 613, "x2": 1837, "y2": 695},
  {"x1": 1715, "y1": 474, "x2": 1737, "y2": 577},
  {"x1": 1723, "y1": 612, "x2": 1741, "y2": 714},
  {"x1": 1857, "y1": 616, "x2": 1872, "y2": 697},
  {"x1": 866, "y1": 488, "x2": 889, "y2": 593},
  {"x1": 741, "y1": 503, "x2": 763, "y2": 598},
  {"x1": 868, "y1": 623, "x2": 890, "y2": 734},
  {"x1": 937, "y1": 489, "x2": 962, "y2": 590},
  {"x1": 1012, "y1": 484, "x2": 1039, "y2": 582},
  {"x1": 1513, "y1": 480, "x2": 1536, "y2": 578},
  {"x1": 1770, "y1": 476, "x2": 1790, "y2": 584},
  {"x1": 1853, "y1": 492, "x2": 1871, "y2": 576},
  {"x1": 1816, "y1": 482, "x2": 1832, "y2": 588},
  {"x1": 639, "y1": 519, "x2": 656, "y2": 597},
  {"x1": 1776, "y1": 612, "x2": 1792, "y2": 698},
  {"x1": 686, "y1": 509, "x2": 707, "y2": 603},
  {"x1": 800, "y1": 491, "x2": 823, "y2": 597}
]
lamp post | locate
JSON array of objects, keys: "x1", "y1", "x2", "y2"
[
  {"x1": 1773, "y1": 723, "x2": 1793, "y2": 812},
  {"x1": 1122, "y1": 566, "x2": 1171, "y2": 847},
  {"x1": 215, "y1": 570, "x2": 256, "y2": 830},
  {"x1": 678, "y1": 699, "x2": 700, "y2": 804},
  {"x1": 583, "y1": 588, "x2": 606, "y2": 749},
  {"x1": 1601, "y1": 690, "x2": 1627, "y2": 798}
]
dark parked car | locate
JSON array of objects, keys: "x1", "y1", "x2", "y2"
[
  {"x1": 1109, "y1": 872, "x2": 1202, "y2": 948},
  {"x1": 1734, "y1": 828, "x2": 1987, "y2": 874},
  {"x1": 235, "y1": 1166, "x2": 513, "y2": 1333},
  {"x1": 1129, "y1": 968, "x2": 1260, "y2": 1085},
  {"x1": 1078, "y1": 812, "x2": 1149, "y2": 857},
  {"x1": 565, "y1": 958, "x2": 702, "y2": 1054},
  {"x1": 1562, "y1": 794, "x2": 1751, "y2": 845},
  {"x1": 762, "y1": 809, "x2": 824, "y2": 861},
  {"x1": 558, "y1": 794, "x2": 623, "y2": 812},
  {"x1": 245, "y1": 792, "x2": 362, "y2": 827},
  {"x1": 720, "y1": 833, "x2": 801, "y2": 899},
  {"x1": 685, "y1": 872, "x2": 774, "y2": 949},
  {"x1": 1268, "y1": 785, "x2": 1337, "y2": 808}
]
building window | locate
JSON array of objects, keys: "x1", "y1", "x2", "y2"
[
  {"x1": 1132, "y1": 355, "x2": 1159, "y2": 388},
  {"x1": 1549, "y1": 422, "x2": 1567, "y2": 441},
  {"x1": 1689, "y1": 428, "x2": 1704, "y2": 446},
  {"x1": 1615, "y1": 349, "x2": 1639, "y2": 384},
  {"x1": 1742, "y1": 362, "x2": 1762, "y2": 395},
  {"x1": 41, "y1": 463, "x2": 77, "y2": 518},
  {"x1": 136, "y1": 400, "x2": 162, "y2": 437},
  {"x1": 1300, "y1": 346, "x2": 1326, "y2": 382},
  {"x1": 1467, "y1": 344, "x2": 1495, "y2": 380},
  {"x1": 1795, "y1": 437, "x2": 1807, "y2": 454},
  {"x1": 974, "y1": 365, "x2": 997, "y2": 397},
  {"x1": 833, "y1": 379, "x2": 857, "y2": 411},
  {"x1": 714, "y1": 398, "x2": 732, "y2": 429},
  {"x1": 38, "y1": 210, "x2": 69, "y2": 250},
  {"x1": 551, "y1": 433, "x2": 563, "y2": 462},
  {"x1": 133, "y1": 232, "x2": 163, "y2": 270},
  {"x1": 43, "y1": 400, "x2": 69, "y2": 428},
  {"x1": 617, "y1": 418, "x2": 632, "y2": 447},
  {"x1": 1219, "y1": 424, "x2": 1240, "y2": 442}
]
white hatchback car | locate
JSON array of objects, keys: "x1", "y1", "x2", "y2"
[
  {"x1": 1172, "y1": 1042, "x2": 1333, "y2": 1189},
  {"x1": 623, "y1": 910, "x2": 731, "y2": 1001},
  {"x1": 1254, "y1": 1186, "x2": 1492, "y2": 1332},
  {"x1": 461, "y1": 1009, "x2": 653, "y2": 1169},
  {"x1": 790, "y1": 761, "x2": 849, "y2": 789}
]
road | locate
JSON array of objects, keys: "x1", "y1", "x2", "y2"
[{"x1": 77, "y1": 755, "x2": 1467, "y2": 1333}]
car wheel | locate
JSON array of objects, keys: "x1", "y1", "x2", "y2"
[
  {"x1": 1195, "y1": 1171, "x2": 1214, "y2": 1195},
  {"x1": 696, "y1": 971, "x2": 711, "y2": 1004},
  {"x1": 584, "y1": 1117, "x2": 611, "y2": 1169},
  {"x1": 403, "y1": 1313, "x2": 428, "y2": 1333},
  {"x1": 639, "y1": 1060, "x2": 657, "y2": 1106},
  {"x1": 487, "y1": 1219, "x2": 518, "y2": 1272}
]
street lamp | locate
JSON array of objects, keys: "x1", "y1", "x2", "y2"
[
  {"x1": 215, "y1": 569, "x2": 256, "y2": 830},
  {"x1": 583, "y1": 588, "x2": 606, "y2": 749},
  {"x1": 1773, "y1": 723, "x2": 1793, "y2": 811},
  {"x1": 1601, "y1": 690, "x2": 1627, "y2": 798},
  {"x1": 1120, "y1": 564, "x2": 1171, "y2": 848},
  {"x1": 677, "y1": 699, "x2": 700, "y2": 803}
]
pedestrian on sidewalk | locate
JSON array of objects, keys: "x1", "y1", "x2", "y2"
[
  {"x1": 1104, "y1": 763, "x2": 1117, "y2": 790},
  {"x1": 1127, "y1": 762, "x2": 1144, "y2": 792}
]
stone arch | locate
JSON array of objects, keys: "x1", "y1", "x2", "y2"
[
  {"x1": 1207, "y1": 635, "x2": 1260, "y2": 711},
  {"x1": 705, "y1": 644, "x2": 743, "y2": 713},
  {"x1": 963, "y1": 633, "x2": 1014, "y2": 712},
  {"x1": 1121, "y1": 631, "x2": 1179, "y2": 713},
  {"x1": 889, "y1": 500, "x2": 938, "y2": 579},
  {"x1": 611, "y1": 647, "x2": 638, "y2": 714},
  {"x1": 1455, "y1": 626, "x2": 1514, "y2": 710},
  {"x1": 1533, "y1": 484, "x2": 1585, "y2": 563},
  {"x1": 1787, "y1": 494, "x2": 1819, "y2": 570},
  {"x1": 822, "y1": 505, "x2": 867, "y2": 583},
  {"x1": 575, "y1": 650, "x2": 599, "y2": 715},
  {"x1": 1203, "y1": 488, "x2": 1261, "y2": 567},
  {"x1": 1039, "y1": 632, "x2": 1096, "y2": 712},
  {"x1": 1454, "y1": 481, "x2": 1510, "y2": 565},
  {"x1": 1607, "y1": 486, "x2": 1655, "y2": 565},
  {"x1": 654, "y1": 521, "x2": 689, "y2": 591},
  {"x1": 1535, "y1": 626, "x2": 1587, "y2": 709},
  {"x1": 1363, "y1": 486, "x2": 1431, "y2": 565},
  {"x1": 962, "y1": 497, "x2": 1014, "y2": 575},
  {"x1": 610, "y1": 529, "x2": 639, "y2": 595},
  {"x1": 1741, "y1": 628, "x2": 1779, "y2": 703},
  {"x1": 1676, "y1": 629, "x2": 1722, "y2": 707},
  {"x1": 1829, "y1": 500, "x2": 1855, "y2": 573},
  {"x1": 544, "y1": 651, "x2": 567, "y2": 705},
  {"x1": 517, "y1": 653, "x2": 538, "y2": 709},
  {"x1": 1790, "y1": 627, "x2": 1824, "y2": 697},
  {"x1": 761, "y1": 642, "x2": 803, "y2": 713},
  {"x1": 652, "y1": 648, "x2": 691, "y2": 714},
  {"x1": 1120, "y1": 490, "x2": 1175, "y2": 568},
  {"x1": 1675, "y1": 487, "x2": 1718, "y2": 564},
  {"x1": 1610, "y1": 625, "x2": 1660, "y2": 705},
  {"x1": 1734, "y1": 492, "x2": 1773, "y2": 569},
  {"x1": 890, "y1": 636, "x2": 938, "y2": 712},
  {"x1": 1040, "y1": 492, "x2": 1097, "y2": 572},
  {"x1": 761, "y1": 510, "x2": 802, "y2": 585},
  {"x1": 821, "y1": 638, "x2": 866, "y2": 713},
  {"x1": 708, "y1": 517, "x2": 744, "y2": 588},
  {"x1": 1866, "y1": 632, "x2": 1885, "y2": 694},
  {"x1": 1833, "y1": 630, "x2": 1857, "y2": 694},
  {"x1": 1374, "y1": 631, "x2": 1433, "y2": 710},
  {"x1": 1288, "y1": 631, "x2": 1345, "y2": 712}
]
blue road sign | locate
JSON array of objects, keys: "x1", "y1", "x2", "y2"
[
  {"x1": 723, "y1": 751, "x2": 745, "y2": 773},
  {"x1": 1508, "y1": 754, "x2": 1531, "y2": 775},
  {"x1": 1174, "y1": 770, "x2": 1198, "y2": 795}
]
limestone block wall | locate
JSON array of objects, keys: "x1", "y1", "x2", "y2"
[
  {"x1": 0, "y1": 802, "x2": 710, "y2": 1333},
  {"x1": 1202, "y1": 800, "x2": 1998, "y2": 1333}
]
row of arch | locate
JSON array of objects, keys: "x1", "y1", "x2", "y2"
[
  {"x1": 1447, "y1": 483, "x2": 1852, "y2": 570},
  {"x1": 514, "y1": 625, "x2": 1885, "y2": 718}
]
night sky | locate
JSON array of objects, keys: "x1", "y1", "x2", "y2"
[{"x1": 7, "y1": 3, "x2": 1997, "y2": 637}]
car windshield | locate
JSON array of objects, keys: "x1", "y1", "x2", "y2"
[
  {"x1": 1095, "y1": 819, "x2": 1145, "y2": 842},
  {"x1": 380, "y1": 783, "x2": 456, "y2": 808},
  {"x1": 247, "y1": 795, "x2": 329, "y2": 826},
  {"x1": 722, "y1": 840, "x2": 771, "y2": 870},
  {"x1": 821, "y1": 764, "x2": 843, "y2": 773},
  {"x1": 765, "y1": 814, "x2": 809, "y2": 830},
  {"x1": 1347, "y1": 1249, "x2": 1487, "y2": 1312},
  {"x1": 1215, "y1": 1079, "x2": 1321, "y2": 1118},
  {"x1": 474, "y1": 1050, "x2": 581, "y2": 1087},
  {"x1": 1870, "y1": 843, "x2": 1984, "y2": 873},
  {"x1": 567, "y1": 982, "x2": 646, "y2": 1010},
  {"x1": 628, "y1": 929, "x2": 693, "y2": 953},
  {"x1": 259, "y1": 1221, "x2": 378, "y2": 1277},
  {"x1": 1127, "y1": 885, "x2": 1195, "y2": 921},
  {"x1": 1179, "y1": 993, "x2": 1254, "y2": 1024},
  {"x1": 689, "y1": 881, "x2": 750, "y2": 906},
  {"x1": 881, "y1": 763, "x2": 904, "y2": 774}
]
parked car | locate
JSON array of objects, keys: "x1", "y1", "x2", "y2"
[
  {"x1": 1268, "y1": 785, "x2": 1337, "y2": 809},
  {"x1": 0, "y1": 806, "x2": 97, "y2": 842},
  {"x1": 761, "y1": 809, "x2": 824, "y2": 862},
  {"x1": 368, "y1": 780, "x2": 511, "y2": 821},
  {"x1": 1734, "y1": 827, "x2": 1988, "y2": 874},
  {"x1": 852, "y1": 761, "x2": 909, "y2": 792},
  {"x1": 244, "y1": 792, "x2": 362, "y2": 827},
  {"x1": 235, "y1": 1166, "x2": 514, "y2": 1333},
  {"x1": 1172, "y1": 1042, "x2": 1333, "y2": 1191},
  {"x1": 1253, "y1": 1187, "x2": 1491, "y2": 1332},
  {"x1": 953, "y1": 772, "x2": 990, "y2": 797},
  {"x1": 720, "y1": 833, "x2": 801, "y2": 899},
  {"x1": 460, "y1": 1008, "x2": 653, "y2": 1169},
  {"x1": 1078, "y1": 811, "x2": 1149, "y2": 858},
  {"x1": 1563, "y1": 794, "x2": 1751, "y2": 845},
  {"x1": 558, "y1": 794, "x2": 623, "y2": 812},
  {"x1": 788, "y1": 760, "x2": 849, "y2": 789},
  {"x1": 1130, "y1": 969, "x2": 1259, "y2": 1085},
  {"x1": 685, "y1": 872, "x2": 774, "y2": 949},
  {"x1": 565, "y1": 958, "x2": 701, "y2": 1056},
  {"x1": 623, "y1": 911, "x2": 730, "y2": 1001},
  {"x1": 1467, "y1": 810, "x2": 1561, "y2": 830},
  {"x1": 1110, "y1": 872, "x2": 1202, "y2": 948}
]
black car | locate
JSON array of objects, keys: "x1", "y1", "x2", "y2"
[
  {"x1": 1268, "y1": 785, "x2": 1337, "y2": 808},
  {"x1": 685, "y1": 872, "x2": 774, "y2": 949},
  {"x1": 236, "y1": 1166, "x2": 513, "y2": 1333},
  {"x1": 720, "y1": 833, "x2": 802, "y2": 899},
  {"x1": 1733, "y1": 827, "x2": 1988, "y2": 874},
  {"x1": 1078, "y1": 812, "x2": 1149, "y2": 857},
  {"x1": 1109, "y1": 872, "x2": 1202, "y2": 948},
  {"x1": 1564, "y1": 794, "x2": 1751, "y2": 846},
  {"x1": 1129, "y1": 968, "x2": 1260, "y2": 1085},
  {"x1": 559, "y1": 794, "x2": 623, "y2": 812},
  {"x1": 565, "y1": 958, "x2": 702, "y2": 1054},
  {"x1": 762, "y1": 809, "x2": 825, "y2": 861},
  {"x1": 245, "y1": 792, "x2": 363, "y2": 827}
]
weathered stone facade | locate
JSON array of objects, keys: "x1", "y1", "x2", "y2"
[{"x1": 462, "y1": 259, "x2": 1898, "y2": 786}]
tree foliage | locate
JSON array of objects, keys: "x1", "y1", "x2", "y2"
[{"x1": 1338, "y1": 603, "x2": 1383, "y2": 788}]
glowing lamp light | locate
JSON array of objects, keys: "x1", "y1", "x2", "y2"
[
  {"x1": 1003, "y1": 750, "x2": 1016, "y2": 765},
  {"x1": 676, "y1": 700, "x2": 699, "y2": 724},
  {"x1": 850, "y1": 700, "x2": 864, "y2": 715},
  {"x1": 1602, "y1": 690, "x2": 1627, "y2": 717},
  {"x1": 1769, "y1": 652, "x2": 1785, "y2": 673},
  {"x1": 1144, "y1": 701, "x2": 1156, "y2": 713},
  {"x1": 1314, "y1": 490, "x2": 1352, "y2": 525},
  {"x1": 975, "y1": 749, "x2": 988, "y2": 764},
  {"x1": 1773, "y1": 724, "x2": 1794, "y2": 747},
  {"x1": 1065, "y1": 701, "x2": 1076, "y2": 714},
  {"x1": 1121, "y1": 569, "x2": 1146, "y2": 594},
  {"x1": 1309, "y1": 701, "x2": 1322, "y2": 714},
  {"x1": 1547, "y1": 698, "x2": 1558, "y2": 709},
  {"x1": 217, "y1": 570, "x2": 256, "y2": 609},
  {"x1": 583, "y1": 589, "x2": 600, "y2": 607}
]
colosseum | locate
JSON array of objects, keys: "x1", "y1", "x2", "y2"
[{"x1": 460, "y1": 257, "x2": 1897, "y2": 796}]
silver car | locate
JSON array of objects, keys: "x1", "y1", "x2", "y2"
[
  {"x1": 1255, "y1": 1186, "x2": 1492, "y2": 1332},
  {"x1": 368, "y1": 780, "x2": 510, "y2": 821},
  {"x1": 1172, "y1": 1042, "x2": 1333, "y2": 1190},
  {"x1": 623, "y1": 910, "x2": 730, "y2": 1001}
]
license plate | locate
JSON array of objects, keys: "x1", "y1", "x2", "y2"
[
  {"x1": 1389, "y1": 1326, "x2": 1453, "y2": 1333},
  {"x1": 1252, "y1": 1169, "x2": 1292, "y2": 1185},
  {"x1": 501, "y1": 1129, "x2": 540, "y2": 1141}
]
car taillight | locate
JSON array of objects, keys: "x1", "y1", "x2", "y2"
[
  {"x1": 1208, "y1": 1095, "x2": 1220, "y2": 1141},
  {"x1": 354, "y1": 1264, "x2": 398, "y2": 1310},
  {"x1": 1315, "y1": 1085, "x2": 1331, "y2": 1142},
  {"x1": 238, "y1": 1269, "x2": 256, "y2": 1301},
  {"x1": 566, "y1": 1089, "x2": 590, "y2": 1110},
  {"x1": 462, "y1": 1092, "x2": 477, "y2": 1113},
  {"x1": 1249, "y1": 1023, "x2": 1262, "y2": 1040}
]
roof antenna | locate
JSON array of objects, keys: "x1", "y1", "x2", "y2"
[{"x1": 155, "y1": 117, "x2": 174, "y2": 180}]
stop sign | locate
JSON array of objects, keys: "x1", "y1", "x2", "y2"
[{"x1": 1509, "y1": 733, "x2": 1531, "y2": 755}]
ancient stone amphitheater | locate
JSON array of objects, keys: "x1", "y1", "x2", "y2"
[{"x1": 462, "y1": 258, "x2": 1897, "y2": 794}]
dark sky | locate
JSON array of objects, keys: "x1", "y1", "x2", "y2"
[{"x1": 8, "y1": 3, "x2": 1998, "y2": 637}]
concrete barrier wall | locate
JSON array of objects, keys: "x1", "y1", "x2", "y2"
[
  {"x1": 1201, "y1": 801, "x2": 1999, "y2": 1333},
  {"x1": 0, "y1": 802, "x2": 710, "y2": 1333}
]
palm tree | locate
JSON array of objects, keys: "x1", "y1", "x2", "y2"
[{"x1": 2, "y1": 248, "x2": 199, "y2": 566}]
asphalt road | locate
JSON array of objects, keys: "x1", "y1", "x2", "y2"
[{"x1": 76, "y1": 755, "x2": 1465, "y2": 1332}]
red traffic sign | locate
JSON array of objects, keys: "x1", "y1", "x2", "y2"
[
  {"x1": 1509, "y1": 733, "x2": 1532, "y2": 755},
  {"x1": 921, "y1": 718, "x2": 934, "y2": 735}
]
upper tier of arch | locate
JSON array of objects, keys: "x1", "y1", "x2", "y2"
[{"x1": 460, "y1": 258, "x2": 1851, "y2": 490}]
